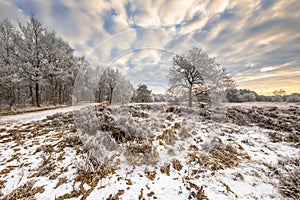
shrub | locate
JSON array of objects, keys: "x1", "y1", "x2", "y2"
[
  {"x1": 116, "y1": 117, "x2": 151, "y2": 140},
  {"x1": 76, "y1": 131, "x2": 119, "y2": 175}
]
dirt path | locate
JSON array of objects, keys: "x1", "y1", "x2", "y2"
[{"x1": 0, "y1": 103, "x2": 99, "y2": 125}]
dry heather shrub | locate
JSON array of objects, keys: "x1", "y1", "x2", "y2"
[
  {"x1": 178, "y1": 127, "x2": 192, "y2": 140},
  {"x1": 60, "y1": 133, "x2": 83, "y2": 148},
  {"x1": 157, "y1": 128, "x2": 177, "y2": 145},
  {"x1": 124, "y1": 140, "x2": 159, "y2": 166},
  {"x1": 166, "y1": 114, "x2": 174, "y2": 121},
  {"x1": 173, "y1": 122, "x2": 181, "y2": 129},
  {"x1": 191, "y1": 138, "x2": 249, "y2": 171},
  {"x1": 277, "y1": 157, "x2": 300, "y2": 200},
  {"x1": 76, "y1": 131, "x2": 119, "y2": 176}
]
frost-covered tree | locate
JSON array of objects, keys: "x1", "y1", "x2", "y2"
[
  {"x1": 102, "y1": 68, "x2": 123, "y2": 104},
  {"x1": 112, "y1": 78, "x2": 134, "y2": 104},
  {"x1": 133, "y1": 84, "x2": 152, "y2": 103},
  {"x1": 168, "y1": 48, "x2": 234, "y2": 107},
  {"x1": 286, "y1": 93, "x2": 300, "y2": 102},
  {"x1": 95, "y1": 66, "x2": 108, "y2": 103},
  {"x1": 95, "y1": 67, "x2": 133, "y2": 104},
  {"x1": 18, "y1": 15, "x2": 47, "y2": 107},
  {"x1": 42, "y1": 30, "x2": 75, "y2": 105},
  {"x1": 73, "y1": 57, "x2": 99, "y2": 103},
  {"x1": 0, "y1": 19, "x2": 22, "y2": 109}
]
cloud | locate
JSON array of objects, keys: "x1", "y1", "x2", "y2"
[
  {"x1": 0, "y1": 0, "x2": 28, "y2": 24},
  {"x1": 126, "y1": 63, "x2": 170, "y2": 87}
]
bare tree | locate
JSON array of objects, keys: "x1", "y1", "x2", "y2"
[
  {"x1": 168, "y1": 48, "x2": 234, "y2": 107},
  {"x1": 273, "y1": 89, "x2": 286, "y2": 97}
]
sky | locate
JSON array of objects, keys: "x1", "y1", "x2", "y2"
[{"x1": 0, "y1": 0, "x2": 299, "y2": 95}]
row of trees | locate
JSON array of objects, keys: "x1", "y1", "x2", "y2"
[
  {"x1": 226, "y1": 88, "x2": 300, "y2": 102},
  {"x1": 0, "y1": 15, "x2": 82, "y2": 108},
  {"x1": 0, "y1": 15, "x2": 163, "y2": 109},
  {"x1": 73, "y1": 65, "x2": 152, "y2": 105}
]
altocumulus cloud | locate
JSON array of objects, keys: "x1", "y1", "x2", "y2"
[{"x1": 1, "y1": 0, "x2": 299, "y2": 94}]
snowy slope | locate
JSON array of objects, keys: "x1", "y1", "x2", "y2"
[{"x1": 0, "y1": 103, "x2": 299, "y2": 199}]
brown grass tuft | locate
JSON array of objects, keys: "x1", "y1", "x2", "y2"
[
  {"x1": 160, "y1": 163, "x2": 170, "y2": 176},
  {"x1": 145, "y1": 169, "x2": 156, "y2": 181},
  {"x1": 172, "y1": 159, "x2": 183, "y2": 171}
]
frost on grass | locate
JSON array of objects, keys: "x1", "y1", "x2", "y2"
[
  {"x1": 73, "y1": 104, "x2": 157, "y2": 175},
  {"x1": 277, "y1": 157, "x2": 300, "y2": 200}
]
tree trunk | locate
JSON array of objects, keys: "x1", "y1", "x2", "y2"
[
  {"x1": 35, "y1": 79, "x2": 40, "y2": 107},
  {"x1": 98, "y1": 89, "x2": 102, "y2": 103},
  {"x1": 58, "y1": 84, "x2": 62, "y2": 104},
  {"x1": 109, "y1": 88, "x2": 113, "y2": 105},
  {"x1": 51, "y1": 75, "x2": 56, "y2": 105},
  {"x1": 188, "y1": 85, "x2": 192, "y2": 107},
  {"x1": 29, "y1": 78, "x2": 34, "y2": 106}
]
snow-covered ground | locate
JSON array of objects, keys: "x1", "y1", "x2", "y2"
[{"x1": 0, "y1": 102, "x2": 299, "y2": 199}]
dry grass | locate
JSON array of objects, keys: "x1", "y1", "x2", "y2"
[
  {"x1": 59, "y1": 133, "x2": 83, "y2": 148},
  {"x1": 219, "y1": 180, "x2": 238, "y2": 198},
  {"x1": 0, "y1": 180, "x2": 7, "y2": 190},
  {"x1": 54, "y1": 177, "x2": 68, "y2": 189},
  {"x1": 166, "y1": 114, "x2": 174, "y2": 121},
  {"x1": 3, "y1": 180, "x2": 45, "y2": 200},
  {"x1": 107, "y1": 189, "x2": 125, "y2": 200},
  {"x1": 188, "y1": 182, "x2": 209, "y2": 200},
  {"x1": 56, "y1": 175, "x2": 103, "y2": 200}
]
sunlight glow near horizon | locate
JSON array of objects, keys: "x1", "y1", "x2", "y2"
[{"x1": 0, "y1": 0, "x2": 299, "y2": 94}]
